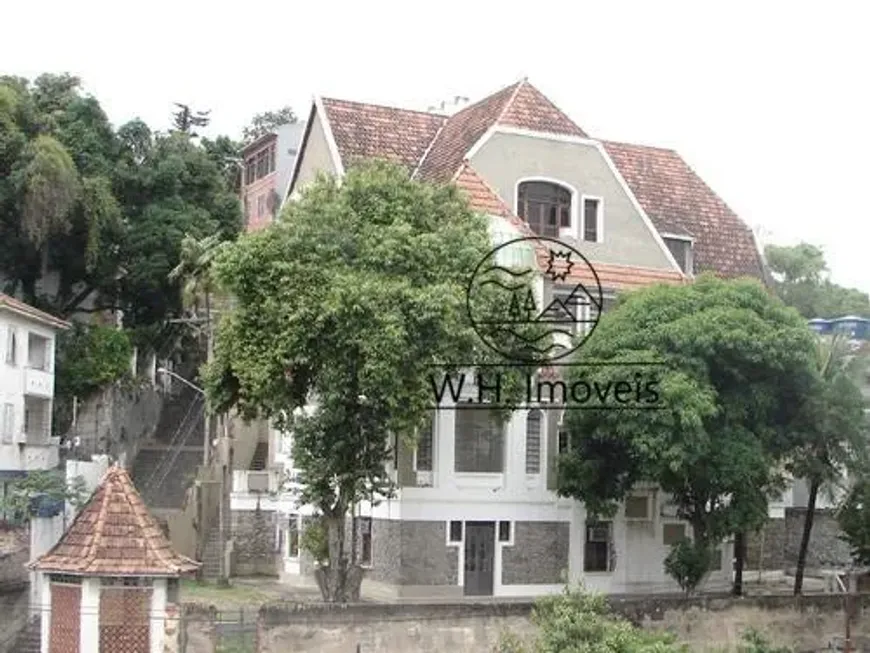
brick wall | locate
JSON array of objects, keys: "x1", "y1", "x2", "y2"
[
  {"x1": 231, "y1": 507, "x2": 278, "y2": 576},
  {"x1": 502, "y1": 521, "x2": 569, "y2": 585}
]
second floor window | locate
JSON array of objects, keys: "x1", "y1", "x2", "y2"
[
  {"x1": 454, "y1": 407, "x2": 504, "y2": 473},
  {"x1": 525, "y1": 409, "x2": 542, "y2": 474},
  {"x1": 5, "y1": 328, "x2": 16, "y2": 365},
  {"x1": 244, "y1": 143, "x2": 277, "y2": 185},
  {"x1": 517, "y1": 181, "x2": 572, "y2": 238},
  {"x1": 415, "y1": 416, "x2": 433, "y2": 472},
  {"x1": 663, "y1": 236, "x2": 694, "y2": 275}
]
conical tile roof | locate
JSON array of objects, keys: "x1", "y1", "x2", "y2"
[{"x1": 28, "y1": 464, "x2": 200, "y2": 577}]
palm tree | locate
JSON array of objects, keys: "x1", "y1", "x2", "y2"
[
  {"x1": 168, "y1": 232, "x2": 228, "y2": 329},
  {"x1": 791, "y1": 333, "x2": 868, "y2": 594}
]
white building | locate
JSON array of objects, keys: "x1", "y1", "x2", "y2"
[{"x1": 0, "y1": 293, "x2": 70, "y2": 497}]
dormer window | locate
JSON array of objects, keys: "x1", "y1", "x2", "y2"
[
  {"x1": 517, "y1": 181, "x2": 572, "y2": 238},
  {"x1": 663, "y1": 235, "x2": 694, "y2": 275}
]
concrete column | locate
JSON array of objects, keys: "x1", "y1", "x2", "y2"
[
  {"x1": 79, "y1": 578, "x2": 100, "y2": 653},
  {"x1": 39, "y1": 574, "x2": 51, "y2": 653},
  {"x1": 149, "y1": 578, "x2": 167, "y2": 653}
]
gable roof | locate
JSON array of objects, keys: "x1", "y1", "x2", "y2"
[
  {"x1": 417, "y1": 79, "x2": 587, "y2": 182},
  {"x1": 0, "y1": 293, "x2": 70, "y2": 331},
  {"x1": 321, "y1": 98, "x2": 446, "y2": 170},
  {"x1": 602, "y1": 141, "x2": 765, "y2": 279},
  {"x1": 28, "y1": 464, "x2": 200, "y2": 577},
  {"x1": 294, "y1": 79, "x2": 763, "y2": 281}
]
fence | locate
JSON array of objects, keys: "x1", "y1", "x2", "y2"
[{"x1": 183, "y1": 607, "x2": 258, "y2": 653}]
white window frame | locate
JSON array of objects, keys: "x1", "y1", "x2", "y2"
[
  {"x1": 497, "y1": 520, "x2": 515, "y2": 546},
  {"x1": 580, "y1": 194, "x2": 604, "y2": 243},
  {"x1": 514, "y1": 177, "x2": 580, "y2": 240},
  {"x1": 5, "y1": 328, "x2": 17, "y2": 366},
  {"x1": 661, "y1": 233, "x2": 695, "y2": 276},
  {"x1": 412, "y1": 417, "x2": 434, "y2": 473},
  {"x1": 285, "y1": 513, "x2": 301, "y2": 559},
  {"x1": 624, "y1": 494, "x2": 653, "y2": 522},
  {"x1": 446, "y1": 520, "x2": 463, "y2": 545},
  {"x1": 524, "y1": 408, "x2": 543, "y2": 476}
]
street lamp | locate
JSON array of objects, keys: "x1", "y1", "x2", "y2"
[{"x1": 156, "y1": 367, "x2": 205, "y2": 396}]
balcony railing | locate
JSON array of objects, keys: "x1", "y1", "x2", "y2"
[
  {"x1": 231, "y1": 468, "x2": 304, "y2": 495},
  {"x1": 24, "y1": 368, "x2": 54, "y2": 397}
]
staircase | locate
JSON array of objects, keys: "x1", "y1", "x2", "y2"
[
  {"x1": 249, "y1": 441, "x2": 268, "y2": 471},
  {"x1": 201, "y1": 527, "x2": 222, "y2": 580},
  {"x1": 131, "y1": 388, "x2": 205, "y2": 510}
]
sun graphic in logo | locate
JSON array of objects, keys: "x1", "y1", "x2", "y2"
[{"x1": 545, "y1": 249, "x2": 574, "y2": 282}]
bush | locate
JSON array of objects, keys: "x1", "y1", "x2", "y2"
[
  {"x1": 55, "y1": 323, "x2": 133, "y2": 399},
  {"x1": 664, "y1": 539, "x2": 712, "y2": 596},
  {"x1": 299, "y1": 517, "x2": 329, "y2": 565},
  {"x1": 498, "y1": 586, "x2": 687, "y2": 653},
  {"x1": 738, "y1": 629, "x2": 792, "y2": 653}
]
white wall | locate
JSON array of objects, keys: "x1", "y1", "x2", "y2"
[
  {"x1": 65, "y1": 455, "x2": 110, "y2": 528},
  {"x1": 0, "y1": 311, "x2": 60, "y2": 472}
]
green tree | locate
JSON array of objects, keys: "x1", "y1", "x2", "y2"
[
  {"x1": 204, "y1": 161, "x2": 540, "y2": 601},
  {"x1": 0, "y1": 470, "x2": 90, "y2": 524},
  {"x1": 788, "y1": 333, "x2": 868, "y2": 594},
  {"x1": 838, "y1": 474, "x2": 870, "y2": 567},
  {"x1": 556, "y1": 275, "x2": 818, "y2": 592},
  {"x1": 171, "y1": 103, "x2": 211, "y2": 136},
  {"x1": 765, "y1": 243, "x2": 870, "y2": 319},
  {"x1": 242, "y1": 105, "x2": 297, "y2": 144}
]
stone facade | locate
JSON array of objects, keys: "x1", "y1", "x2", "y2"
[
  {"x1": 745, "y1": 518, "x2": 786, "y2": 571},
  {"x1": 502, "y1": 521, "x2": 569, "y2": 585},
  {"x1": 784, "y1": 507, "x2": 852, "y2": 570},
  {"x1": 231, "y1": 507, "x2": 278, "y2": 576}
]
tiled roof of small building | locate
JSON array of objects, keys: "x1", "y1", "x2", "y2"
[
  {"x1": 28, "y1": 464, "x2": 200, "y2": 577},
  {"x1": 0, "y1": 293, "x2": 70, "y2": 330}
]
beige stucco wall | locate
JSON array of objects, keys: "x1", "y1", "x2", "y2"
[
  {"x1": 291, "y1": 111, "x2": 338, "y2": 193},
  {"x1": 470, "y1": 132, "x2": 675, "y2": 271}
]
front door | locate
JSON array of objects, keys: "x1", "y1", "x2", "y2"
[{"x1": 464, "y1": 521, "x2": 495, "y2": 596}]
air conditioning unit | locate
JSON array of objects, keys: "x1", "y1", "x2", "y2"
[{"x1": 247, "y1": 471, "x2": 270, "y2": 493}]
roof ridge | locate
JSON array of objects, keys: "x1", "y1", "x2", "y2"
[
  {"x1": 412, "y1": 119, "x2": 449, "y2": 179},
  {"x1": 119, "y1": 465, "x2": 179, "y2": 572},
  {"x1": 599, "y1": 137, "x2": 677, "y2": 153},
  {"x1": 321, "y1": 96, "x2": 446, "y2": 118},
  {"x1": 493, "y1": 78, "x2": 527, "y2": 127},
  {"x1": 82, "y1": 465, "x2": 114, "y2": 572}
]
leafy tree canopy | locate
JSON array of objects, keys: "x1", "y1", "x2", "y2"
[
  {"x1": 242, "y1": 105, "x2": 297, "y2": 144},
  {"x1": 0, "y1": 74, "x2": 242, "y2": 334},
  {"x1": 765, "y1": 243, "x2": 870, "y2": 318},
  {"x1": 558, "y1": 275, "x2": 818, "y2": 545},
  {"x1": 204, "y1": 161, "x2": 540, "y2": 600}
]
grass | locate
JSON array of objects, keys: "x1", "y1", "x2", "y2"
[{"x1": 180, "y1": 578, "x2": 284, "y2": 609}]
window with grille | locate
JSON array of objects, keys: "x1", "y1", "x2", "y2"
[
  {"x1": 583, "y1": 197, "x2": 601, "y2": 242},
  {"x1": 525, "y1": 410, "x2": 542, "y2": 474},
  {"x1": 584, "y1": 521, "x2": 613, "y2": 572},
  {"x1": 359, "y1": 517, "x2": 372, "y2": 566},
  {"x1": 415, "y1": 415, "x2": 433, "y2": 472},
  {"x1": 288, "y1": 514, "x2": 300, "y2": 557}
]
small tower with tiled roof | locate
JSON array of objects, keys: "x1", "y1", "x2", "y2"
[{"x1": 27, "y1": 463, "x2": 200, "y2": 653}]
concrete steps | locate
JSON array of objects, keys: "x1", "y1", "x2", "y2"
[
  {"x1": 249, "y1": 442, "x2": 268, "y2": 471},
  {"x1": 201, "y1": 527, "x2": 222, "y2": 580}
]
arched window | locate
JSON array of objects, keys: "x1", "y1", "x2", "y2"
[
  {"x1": 525, "y1": 409, "x2": 542, "y2": 474},
  {"x1": 517, "y1": 181, "x2": 572, "y2": 237}
]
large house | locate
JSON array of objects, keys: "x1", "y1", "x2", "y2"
[
  {"x1": 229, "y1": 79, "x2": 766, "y2": 598},
  {"x1": 0, "y1": 294, "x2": 70, "y2": 511}
]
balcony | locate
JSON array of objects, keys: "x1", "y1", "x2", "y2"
[
  {"x1": 24, "y1": 368, "x2": 53, "y2": 398},
  {"x1": 21, "y1": 438, "x2": 60, "y2": 470},
  {"x1": 232, "y1": 468, "x2": 284, "y2": 495}
]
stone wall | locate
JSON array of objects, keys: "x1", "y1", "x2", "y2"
[
  {"x1": 502, "y1": 521, "x2": 569, "y2": 585},
  {"x1": 745, "y1": 517, "x2": 786, "y2": 571},
  {"x1": 231, "y1": 507, "x2": 278, "y2": 576},
  {"x1": 64, "y1": 383, "x2": 163, "y2": 465},
  {"x1": 784, "y1": 507, "x2": 852, "y2": 570},
  {"x1": 246, "y1": 595, "x2": 870, "y2": 653},
  {"x1": 0, "y1": 586, "x2": 31, "y2": 653}
]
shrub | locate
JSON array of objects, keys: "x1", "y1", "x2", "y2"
[{"x1": 664, "y1": 539, "x2": 712, "y2": 596}]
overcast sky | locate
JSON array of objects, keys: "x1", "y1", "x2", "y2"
[{"x1": 3, "y1": 1, "x2": 867, "y2": 292}]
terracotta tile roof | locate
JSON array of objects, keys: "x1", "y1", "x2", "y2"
[
  {"x1": 602, "y1": 140, "x2": 765, "y2": 279},
  {"x1": 320, "y1": 98, "x2": 445, "y2": 170},
  {"x1": 28, "y1": 464, "x2": 200, "y2": 577},
  {"x1": 417, "y1": 79, "x2": 587, "y2": 183},
  {"x1": 0, "y1": 293, "x2": 70, "y2": 330},
  {"x1": 454, "y1": 163, "x2": 686, "y2": 290}
]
